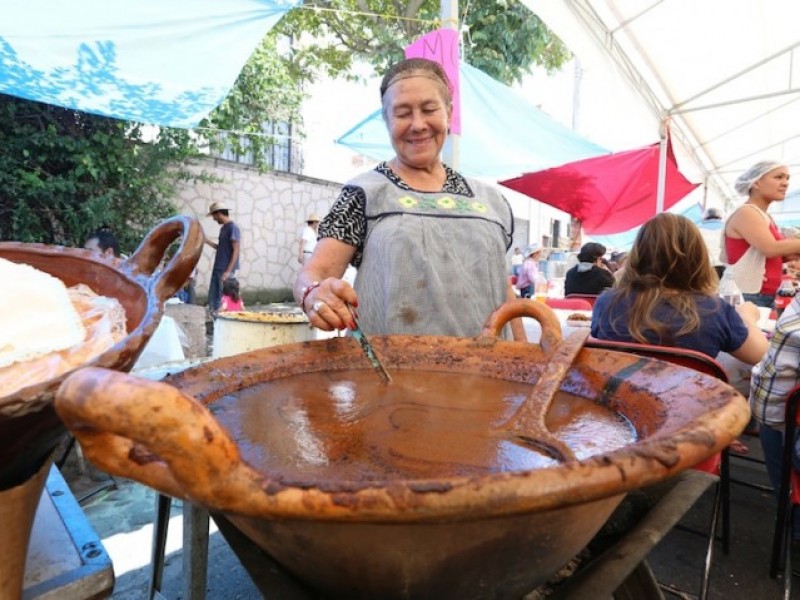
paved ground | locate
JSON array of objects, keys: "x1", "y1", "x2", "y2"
[{"x1": 56, "y1": 431, "x2": 795, "y2": 600}]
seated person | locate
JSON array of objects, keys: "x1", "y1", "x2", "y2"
[
  {"x1": 591, "y1": 213, "x2": 767, "y2": 363},
  {"x1": 750, "y1": 294, "x2": 800, "y2": 522},
  {"x1": 564, "y1": 242, "x2": 615, "y2": 296}
]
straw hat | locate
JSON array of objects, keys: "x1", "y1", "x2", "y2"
[
  {"x1": 207, "y1": 201, "x2": 230, "y2": 216},
  {"x1": 307, "y1": 213, "x2": 321, "y2": 223}
]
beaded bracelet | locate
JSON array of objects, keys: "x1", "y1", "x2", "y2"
[{"x1": 299, "y1": 281, "x2": 320, "y2": 312}]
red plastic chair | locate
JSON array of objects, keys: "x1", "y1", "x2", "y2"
[
  {"x1": 565, "y1": 293, "x2": 600, "y2": 307},
  {"x1": 769, "y1": 384, "x2": 800, "y2": 595},
  {"x1": 584, "y1": 338, "x2": 730, "y2": 600},
  {"x1": 545, "y1": 297, "x2": 593, "y2": 311}
]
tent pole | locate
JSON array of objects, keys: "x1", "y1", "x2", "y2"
[
  {"x1": 441, "y1": 0, "x2": 460, "y2": 170},
  {"x1": 656, "y1": 118, "x2": 668, "y2": 214}
]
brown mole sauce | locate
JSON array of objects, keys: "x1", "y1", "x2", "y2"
[{"x1": 210, "y1": 370, "x2": 636, "y2": 484}]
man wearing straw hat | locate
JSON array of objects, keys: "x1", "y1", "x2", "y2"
[
  {"x1": 205, "y1": 201, "x2": 241, "y2": 315},
  {"x1": 297, "y1": 212, "x2": 321, "y2": 266}
]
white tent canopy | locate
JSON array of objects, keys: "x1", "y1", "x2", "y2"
[{"x1": 522, "y1": 0, "x2": 800, "y2": 211}]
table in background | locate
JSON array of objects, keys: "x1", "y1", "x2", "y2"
[{"x1": 523, "y1": 307, "x2": 592, "y2": 344}]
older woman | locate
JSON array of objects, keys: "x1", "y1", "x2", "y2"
[
  {"x1": 294, "y1": 58, "x2": 522, "y2": 339},
  {"x1": 592, "y1": 213, "x2": 767, "y2": 363},
  {"x1": 724, "y1": 161, "x2": 800, "y2": 307}
]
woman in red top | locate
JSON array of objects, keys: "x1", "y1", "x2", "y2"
[{"x1": 724, "y1": 161, "x2": 800, "y2": 307}]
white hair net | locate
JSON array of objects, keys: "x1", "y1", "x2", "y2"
[{"x1": 734, "y1": 160, "x2": 787, "y2": 196}]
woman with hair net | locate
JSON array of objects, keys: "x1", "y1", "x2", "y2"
[{"x1": 723, "y1": 161, "x2": 800, "y2": 307}]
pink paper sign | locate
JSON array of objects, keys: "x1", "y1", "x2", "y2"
[{"x1": 404, "y1": 28, "x2": 461, "y2": 134}]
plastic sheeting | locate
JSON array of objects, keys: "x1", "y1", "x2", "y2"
[
  {"x1": 335, "y1": 62, "x2": 608, "y2": 180},
  {"x1": 521, "y1": 0, "x2": 800, "y2": 206},
  {"x1": 0, "y1": 0, "x2": 297, "y2": 128},
  {"x1": 500, "y1": 137, "x2": 699, "y2": 235},
  {"x1": 590, "y1": 203, "x2": 704, "y2": 251}
]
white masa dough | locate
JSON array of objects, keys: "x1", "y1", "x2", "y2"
[{"x1": 0, "y1": 258, "x2": 86, "y2": 368}]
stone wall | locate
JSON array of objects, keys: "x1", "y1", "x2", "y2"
[{"x1": 172, "y1": 158, "x2": 342, "y2": 304}]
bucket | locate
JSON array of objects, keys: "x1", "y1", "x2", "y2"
[{"x1": 212, "y1": 307, "x2": 339, "y2": 358}]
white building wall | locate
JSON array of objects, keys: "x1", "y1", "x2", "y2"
[{"x1": 173, "y1": 159, "x2": 341, "y2": 301}]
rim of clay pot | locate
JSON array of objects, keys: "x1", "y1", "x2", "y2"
[{"x1": 55, "y1": 327, "x2": 749, "y2": 523}]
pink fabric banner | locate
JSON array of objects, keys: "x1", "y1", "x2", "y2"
[{"x1": 405, "y1": 28, "x2": 461, "y2": 134}]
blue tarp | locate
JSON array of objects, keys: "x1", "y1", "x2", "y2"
[
  {"x1": 0, "y1": 0, "x2": 297, "y2": 128},
  {"x1": 336, "y1": 62, "x2": 608, "y2": 179},
  {"x1": 590, "y1": 203, "x2": 704, "y2": 251}
]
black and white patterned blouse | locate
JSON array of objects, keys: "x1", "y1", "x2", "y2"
[{"x1": 318, "y1": 162, "x2": 475, "y2": 267}]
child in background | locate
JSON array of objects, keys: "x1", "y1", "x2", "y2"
[{"x1": 219, "y1": 277, "x2": 244, "y2": 312}]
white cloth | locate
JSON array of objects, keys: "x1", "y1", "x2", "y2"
[
  {"x1": 132, "y1": 316, "x2": 185, "y2": 370},
  {"x1": 301, "y1": 225, "x2": 318, "y2": 254},
  {"x1": 721, "y1": 205, "x2": 770, "y2": 294},
  {"x1": 0, "y1": 258, "x2": 85, "y2": 368}
]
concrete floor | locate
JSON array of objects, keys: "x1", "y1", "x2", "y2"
[{"x1": 56, "y1": 432, "x2": 795, "y2": 600}]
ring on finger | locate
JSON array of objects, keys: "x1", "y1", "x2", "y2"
[{"x1": 312, "y1": 300, "x2": 325, "y2": 312}]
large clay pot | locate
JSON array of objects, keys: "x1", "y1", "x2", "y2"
[
  {"x1": 0, "y1": 215, "x2": 203, "y2": 599},
  {"x1": 55, "y1": 300, "x2": 750, "y2": 600}
]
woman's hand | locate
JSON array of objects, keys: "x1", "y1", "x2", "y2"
[
  {"x1": 294, "y1": 238, "x2": 359, "y2": 331},
  {"x1": 302, "y1": 278, "x2": 359, "y2": 331},
  {"x1": 735, "y1": 301, "x2": 761, "y2": 326}
]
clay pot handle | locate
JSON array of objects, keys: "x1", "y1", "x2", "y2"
[
  {"x1": 55, "y1": 367, "x2": 260, "y2": 511},
  {"x1": 120, "y1": 215, "x2": 204, "y2": 303},
  {"x1": 480, "y1": 299, "x2": 563, "y2": 352}
]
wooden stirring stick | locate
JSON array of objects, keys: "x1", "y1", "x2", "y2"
[{"x1": 503, "y1": 329, "x2": 591, "y2": 462}]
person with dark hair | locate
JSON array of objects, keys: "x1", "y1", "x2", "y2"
[
  {"x1": 293, "y1": 57, "x2": 523, "y2": 339},
  {"x1": 699, "y1": 206, "x2": 726, "y2": 278},
  {"x1": 592, "y1": 213, "x2": 767, "y2": 362},
  {"x1": 564, "y1": 242, "x2": 614, "y2": 296},
  {"x1": 204, "y1": 201, "x2": 241, "y2": 315},
  {"x1": 84, "y1": 227, "x2": 120, "y2": 259},
  {"x1": 220, "y1": 277, "x2": 244, "y2": 312}
]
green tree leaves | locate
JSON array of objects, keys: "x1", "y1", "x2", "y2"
[
  {"x1": 0, "y1": 97, "x2": 201, "y2": 251},
  {"x1": 279, "y1": 0, "x2": 570, "y2": 84}
]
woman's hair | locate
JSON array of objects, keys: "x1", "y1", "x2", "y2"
[
  {"x1": 379, "y1": 58, "x2": 452, "y2": 120},
  {"x1": 85, "y1": 227, "x2": 120, "y2": 257},
  {"x1": 222, "y1": 277, "x2": 240, "y2": 302},
  {"x1": 577, "y1": 242, "x2": 606, "y2": 263},
  {"x1": 734, "y1": 160, "x2": 787, "y2": 196},
  {"x1": 611, "y1": 213, "x2": 718, "y2": 344}
]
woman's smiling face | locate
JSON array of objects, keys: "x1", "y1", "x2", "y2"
[{"x1": 382, "y1": 74, "x2": 451, "y2": 171}]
